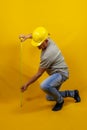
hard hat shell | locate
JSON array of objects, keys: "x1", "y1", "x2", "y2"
[{"x1": 31, "y1": 27, "x2": 48, "y2": 46}]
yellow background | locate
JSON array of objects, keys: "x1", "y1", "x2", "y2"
[{"x1": 0, "y1": 0, "x2": 87, "y2": 130}]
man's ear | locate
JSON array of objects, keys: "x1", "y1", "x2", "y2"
[{"x1": 45, "y1": 39, "x2": 48, "y2": 43}]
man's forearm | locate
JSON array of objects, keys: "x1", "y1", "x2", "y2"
[
  {"x1": 21, "y1": 67, "x2": 45, "y2": 92},
  {"x1": 26, "y1": 34, "x2": 32, "y2": 39},
  {"x1": 26, "y1": 73, "x2": 42, "y2": 87}
]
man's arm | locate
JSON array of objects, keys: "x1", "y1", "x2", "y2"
[
  {"x1": 19, "y1": 33, "x2": 32, "y2": 42},
  {"x1": 21, "y1": 67, "x2": 46, "y2": 92}
]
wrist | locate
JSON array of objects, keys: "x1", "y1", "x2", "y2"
[
  {"x1": 26, "y1": 34, "x2": 32, "y2": 39},
  {"x1": 25, "y1": 83, "x2": 29, "y2": 88}
]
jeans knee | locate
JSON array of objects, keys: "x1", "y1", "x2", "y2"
[{"x1": 40, "y1": 82, "x2": 49, "y2": 91}]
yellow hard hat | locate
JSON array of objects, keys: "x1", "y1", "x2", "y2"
[{"x1": 31, "y1": 27, "x2": 48, "y2": 46}]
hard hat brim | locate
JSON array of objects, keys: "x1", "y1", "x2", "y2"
[
  {"x1": 31, "y1": 40, "x2": 43, "y2": 47},
  {"x1": 31, "y1": 36, "x2": 48, "y2": 47}
]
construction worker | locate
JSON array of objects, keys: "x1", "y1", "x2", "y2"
[{"x1": 19, "y1": 27, "x2": 81, "y2": 111}]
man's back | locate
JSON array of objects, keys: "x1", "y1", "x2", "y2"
[{"x1": 40, "y1": 38, "x2": 69, "y2": 77}]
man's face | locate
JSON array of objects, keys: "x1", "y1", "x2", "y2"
[
  {"x1": 38, "y1": 45, "x2": 42, "y2": 49},
  {"x1": 38, "y1": 40, "x2": 48, "y2": 50}
]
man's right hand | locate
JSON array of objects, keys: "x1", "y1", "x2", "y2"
[{"x1": 21, "y1": 84, "x2": 28, "y2": 92}]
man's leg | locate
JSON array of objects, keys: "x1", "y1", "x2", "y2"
[
  {"x1": 59, "y1": 90, "x2": 81, "y2": 102},
  {"x1": 46, "y1": 94, "x2": 55, "y2": 101},
  {"x1": 40, "y1": 73, "x2": 64, "y2": 111},
  {"x1": 46, "y1": 90, "x2": 81, "y2": 102},
  {"x1": 45, "y1": 74, "x2": 81, "y2": 103}
]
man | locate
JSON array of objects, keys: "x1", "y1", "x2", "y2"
[{"x1": 19, "y1": 27, "x2": 81, "y2": 111}]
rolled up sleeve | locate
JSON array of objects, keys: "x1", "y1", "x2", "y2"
[{"x1": 40, "y1": 57, "x2": 52, "y2": 69}]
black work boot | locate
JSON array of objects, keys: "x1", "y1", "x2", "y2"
[
  {"x1": 74, "y1": 90, "x2": 81, "y2": 102},
  {"x1": 52, "y1": 101, "x2": 64, "y2": 111}
]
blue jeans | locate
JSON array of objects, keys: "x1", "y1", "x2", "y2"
[{"x1": 40, "y1": 73, "x2": 75, "y2": 103}]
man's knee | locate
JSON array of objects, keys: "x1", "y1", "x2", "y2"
[{"x1": 40, "y1": 82, "x2": 49, "y2": 91}]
